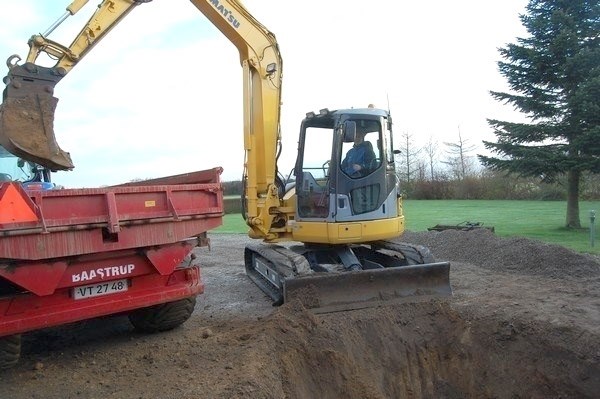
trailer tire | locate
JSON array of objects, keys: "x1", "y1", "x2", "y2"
[
  {"x1": 128, "y1": 296, "x2": 197, "y2": 333},
  {"x1": 0, "y1": 335, "x2": 21, "y2": 370}
]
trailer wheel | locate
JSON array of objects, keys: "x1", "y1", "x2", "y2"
[
  {"x1": 0, "y1": 335, "x2": 21, "y2": 370},
  {"x1": 128, "y1": 296, "x2": 197, "y2": 333}
]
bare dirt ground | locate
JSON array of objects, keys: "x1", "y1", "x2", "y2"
[{"x1": 0, "y1": 230, "x2": 598, "y2": 399}]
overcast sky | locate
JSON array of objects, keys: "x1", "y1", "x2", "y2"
[{"x1": 0, "y1": 0, "x2": 529, "y2": 187}]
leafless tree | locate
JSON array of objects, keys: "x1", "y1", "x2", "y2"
[
  {"x1": 423, "y1": 135, "x2": 439, "y2": 181},
  {"x1": 396, "y1": 131, "x2": 422, "y2": 184},
  {"x1": 443, "y1": 126, "x2": 477, "y2": 180}
]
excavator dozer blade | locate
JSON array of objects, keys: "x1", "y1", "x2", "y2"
[
  {"x1": 283, "y1": 262, "x2": 451, "y2": 314},
  {"x1": 0, "y1": 62, "x2": 73, "y2": 170}
]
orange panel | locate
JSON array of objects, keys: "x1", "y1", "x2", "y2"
[{"x1": 0, "y1": 183, "x2": 38, "y2": 224}]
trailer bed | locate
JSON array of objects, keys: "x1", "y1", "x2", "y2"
[{"x1": 0, "y1": 167, "x2": 223, "y2": 260}]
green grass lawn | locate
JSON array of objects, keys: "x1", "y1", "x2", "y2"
[{"x1": 214, "y1": 200, "x2": 600, "y2": 254}]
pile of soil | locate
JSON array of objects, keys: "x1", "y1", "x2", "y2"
[
  {"x1": 0, "y1": 231, "x2": 598, "y2": 399},
  {"x1": 402, "y1": 229, "x2": 600, "y2": 279}
]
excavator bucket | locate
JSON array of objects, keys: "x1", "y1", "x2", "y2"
[
  {"x1": 283, "y1": 262, "x2": 451, "y2": 314},
  {"x1": 0, "y1": 62, "x2": 73, "y2": 171}
]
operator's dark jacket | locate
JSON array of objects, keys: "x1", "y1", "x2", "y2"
[{"x1": 341, "y1": 141, "x2": 375, "y2": 178}]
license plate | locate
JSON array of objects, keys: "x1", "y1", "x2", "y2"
[{"x1": 73, "y1": 279, "x2": 129, "y2": 300}]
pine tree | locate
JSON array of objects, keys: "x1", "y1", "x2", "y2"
[{"x1": 479, "y1": 0, "x2": 599, "y2": 228}]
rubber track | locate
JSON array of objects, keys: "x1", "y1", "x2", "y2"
[
  {"x1": 128, "y1": 297, "x2": 197, "y2": 333},
  {"x1": 371, "y1": 240, "x2": 436, "y2": 265},
  {"x1": 245, "y1": 243, "x2": 310, "y2": 305},
  {"x1": 0, "y1": 335, "x2": 21, "y2": 370}
]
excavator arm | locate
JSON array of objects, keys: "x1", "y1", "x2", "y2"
[{"x1": 0, "y1": 0, "x2": 286, "y2": 240}]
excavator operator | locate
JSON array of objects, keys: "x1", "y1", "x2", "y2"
[{"x1": 341, "y1": 131, "x2": 376, "y2": 178}]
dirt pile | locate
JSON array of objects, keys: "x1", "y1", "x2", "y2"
[{"x1": 402, "y1": 229, "x2": 600, "y2": 279}]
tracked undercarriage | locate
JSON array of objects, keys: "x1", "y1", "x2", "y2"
[{"x1": 245, "y1": 241, "x2": 451, "y2": 313}]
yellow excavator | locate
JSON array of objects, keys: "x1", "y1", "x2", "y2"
[{"x1": 0, "y1": 0, "x2": 450, "y2": 313}]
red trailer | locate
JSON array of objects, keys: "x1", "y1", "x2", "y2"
[{"x1": 0, "y1": 168, "x2": 224, "y2": 369}]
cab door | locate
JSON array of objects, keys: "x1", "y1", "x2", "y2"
[
  {"x1": 294, "y1": 123, "x2": 335, "y2": 221},
  {"x1": 334, "y1": 118, "x2": 390, "y2": 222}
]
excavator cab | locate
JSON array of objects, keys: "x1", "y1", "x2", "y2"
[{"x1": 294, "y1": 107, "x2": 402, "y2": 239}]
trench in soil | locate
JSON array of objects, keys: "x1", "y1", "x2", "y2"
[
  {"x1": 220, "y1": 300, "x2": 598, "y2": 399},
  {"x1": 3, "y1": 297, "x2": 598, "y2": 399}
]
